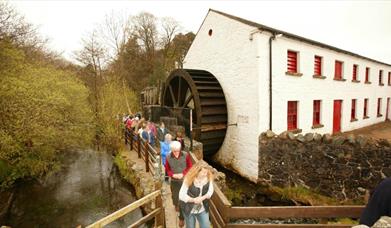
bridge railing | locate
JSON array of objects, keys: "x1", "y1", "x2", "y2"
[
  {"x1": 128, "y1": 129, "x2": 160, "y2": 177},
  {"x1": 187, "y1": 152, "x2": 365, "y2": 228},
  {"x1": 86, "y1": 189, "x2": 164, "y2": 228},
  {"x1": 209, "y1": 184, "x2": 365, "y2": 228}
]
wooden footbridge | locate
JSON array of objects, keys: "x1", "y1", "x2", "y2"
[{"x1": 87, "y1": 129, "x2": 365, "y2": 228}]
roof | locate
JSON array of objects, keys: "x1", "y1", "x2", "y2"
[{"x1": 209, "y1": 9, "x2": 391, "y2": 67}]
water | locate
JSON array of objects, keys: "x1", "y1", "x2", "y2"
[{"x1": 3, "y1": 149, "x2": 144, "y2": 228}]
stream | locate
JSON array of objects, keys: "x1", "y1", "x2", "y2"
[{"x1": 2, "y1": 149, "x2": 143, "y2": 228}]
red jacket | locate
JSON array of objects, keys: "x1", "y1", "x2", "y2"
[{"x1": 126, "y1": 118, "x2": 133, "y2": 129}]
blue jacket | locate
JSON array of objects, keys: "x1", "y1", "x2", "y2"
[
  {"x1": 142, "y1": 131, "x2": 155, "y2": 146},
  {"x1": 160, "y1": 141, "x2": 170, "y2": 166}
]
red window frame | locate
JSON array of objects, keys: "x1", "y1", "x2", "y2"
[
  {"x1": 352, "y1": 65, "x2": 358, "y2": 81},
  {"x1": 364, "y1": 98, "x2": 368, "y2": 118},
  {"x1": 379, "y1": 70, "x2": 383, "y2": 85},
  {"x1": 287, "y1": 101, "x2": 298, "y2": 130},
  {"x1": 377, "y1": 98, "x2": 382, "y2": 116},
  {"x1": 313, "y1": 100, "x2": 321, "y2": 126},
  {"x1": 365, "y1": 67, "x2": 370, "y2": 82},
  {"x1": 335, "y1": 61, "x2": 343, "y2": 79},
  {"x1": 287, "y1": 51, "x2": 298, "y2": 73},
  {"x1": 388, "y1": 72, "x2": 391, "y2": 85},
  {"x1": 314, "y1": 56, "x2": 322, "y2": 76},
  {"x1": 351, "y1": 99, "x2": 356, "y2": 120}
]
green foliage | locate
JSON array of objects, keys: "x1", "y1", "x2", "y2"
[
  {"x1": 0, "y1": 42, "x2": 94, "y2": 189},
  {"x1": 97, "y1": 80, "x2": 139, "y2": 152}
]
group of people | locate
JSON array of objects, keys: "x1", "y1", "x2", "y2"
[
  {"x1": 122, "y1": 115, "x2": 214, "y2": 228},
  {"x1": 157, "y1": 123, "x2": 214, "y2": 228},
  {"x1": 122, "y1": 114, "x2": 185, "y2": 149}
]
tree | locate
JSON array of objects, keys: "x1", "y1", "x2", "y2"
[
  {"x1": 131, "y1": 12, "x2": 158, "y2": 59},
  {"x1": 160, "y1": 17, "x2": 182, "y2": 73},
  {"x1": 0, "y1": 42, "x2": 93, "y2": 188},
  {"x1": 99, "y1": 10, "x2": 131, "y2": 60}
]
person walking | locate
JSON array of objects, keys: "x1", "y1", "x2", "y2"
[
  {"x1": 175, "y1": 131, "x2": 185, "y2": 151},
  {"x1": 148, "y1": 121, "x2": 157, "y2": 138},
  {"x1": 142, "y1": 125, "x2": 155, "y2": 146},
  {"x1": 157, "y1": 122, "x2": 168, "y2": 142},
  {"x1": 124, "y1": 115, "x2": 133, "y2": 144},
  {"x1": 160, "y1": 133, "x2": 172, "y2": 181},
  {"x1": 160, "y1": 133, "x2": 172, "y2": 167},
  {"x1": 179, "y1": 160, "x2": 214, "y2": 228},
  {"x1": 165, "y1": 141, "x2": 193, "y2": 227}
]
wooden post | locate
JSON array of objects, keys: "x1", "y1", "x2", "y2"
[
  {"x1": 130, "y1": 130, "x2": 134, "y2": 151},
  {"x1": 154, "y1": 181, "x2": 164, "y2": 227},
  {"x1": 145, "y1": 141, "x2": 150, "y2": 172},
  {"x1": 137, "y1": 136, "x2": 141, "y2": 158}
]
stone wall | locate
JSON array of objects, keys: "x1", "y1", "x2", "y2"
[{"x1": 258, "y1": 131, "x2": 391, "y2": 202}]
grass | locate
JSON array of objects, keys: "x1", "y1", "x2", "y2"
[{"x1": 269, "y1": 186, "x2": 365, "y2": 206}]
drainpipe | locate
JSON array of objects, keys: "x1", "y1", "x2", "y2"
[
  {"x1": 269, "y1": 35, "x2": 274, "y2": 131},
  {"x1": 269, "y1": 33, "x2": 282, "y2": 131}
]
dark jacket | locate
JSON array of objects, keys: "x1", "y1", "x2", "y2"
[
  {"x1": 180, "y1": 182, "x2": 210, "y2": 216},
  {"x1": 360, "y1": 178, "x2": 391, "y2": 226},
  {"x1": 157, "y1": 127, "x2": 168, "y2": 142},
  {"x1": 175, "y1": 137, "x2": 185, "y2": 151}
]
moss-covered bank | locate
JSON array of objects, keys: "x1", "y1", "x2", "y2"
[{"x1": 114, "y1": 148, "x2": 156, "y2": 212}]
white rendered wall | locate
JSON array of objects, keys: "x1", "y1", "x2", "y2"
[
  {"x1": 183, "y1": 11, "x2": 260, "y2": 182},
  {"x1": 269, "y1": 36, "x2": 391, "y2": 134}
]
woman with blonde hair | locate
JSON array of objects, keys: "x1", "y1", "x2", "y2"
[{"x1": 179, "y1": 160, "x2": 214, "y2": 228}]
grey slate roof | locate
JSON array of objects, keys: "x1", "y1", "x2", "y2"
[{"x1": 209, "y1": 9, "x2": 391, "y2": 67}]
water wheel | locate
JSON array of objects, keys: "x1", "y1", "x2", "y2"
[{"x1": 161, "y1": 69, "x2": 227, "y2": 157}]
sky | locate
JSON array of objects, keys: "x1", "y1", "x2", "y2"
[{"x1": 10, "y1": 0, "x2": 391, "y2": 63}]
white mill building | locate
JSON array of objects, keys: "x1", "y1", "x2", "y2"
[{"x1": 162, "y1": 9, "x2": 391, "y2": 182}]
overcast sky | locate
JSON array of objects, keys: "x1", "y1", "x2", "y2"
[{"x1": 10, "y1": 0, "x2": 391, "y2": 63}]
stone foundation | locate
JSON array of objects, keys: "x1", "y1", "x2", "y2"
[{"x1": 258, "y1": 131, "x2": 391, "y2": 202}]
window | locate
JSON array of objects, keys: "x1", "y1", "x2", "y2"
[
  {"x1": 365, "y1": 67, "x2": 370, "y2": 83},
  {"x1": 287, "y1": 51, "x2": 298, "y2": 73},
  {"x1": 379, "y1": 70, "x2": 383, "y2": 85},
  {"x1": 313, "y1": 100, "x2": 321, "y2": 126},
  {"x1": 334, "y1": 60, "x2": 343, "y2": 79},
  {"x1": 377, "y1": 98, "x2": 382, "y2": 116},
  {"x1": 351, "y1": 99, "x2": 357, "y2": 121},
  {"x1": 388, "y1": 72, "x2": 391, "y2": 85},
  {"x1": 314, "y1": 56, "x2": 322, "y2": 76},
  {"x1": 287, "y1": 101, "x2": 298, "y2": 130},
  {"x1": 352, "y1": 65, "x2": 358, "y2": 81},
  {"x1": 364, "y1": 98, "x2": 369, "y2": 118}
]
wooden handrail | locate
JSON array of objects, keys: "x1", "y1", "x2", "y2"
[
  {"x1": 128, "y1": 208, "x2": 161, "y2": 228},
  {"x1": 226, "y1": 205, "x2": 364, "y2": 219},
  {"x1": 86, "y1": 190, "x2": 161, "y2": 228},
  {"x1": 137, "y1": 135, "x2": 141, "y2": 158}
]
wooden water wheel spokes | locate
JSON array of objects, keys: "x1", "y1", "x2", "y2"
[{"x1": 162, "y1": 69, "x2": 228, "y2": 157}]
